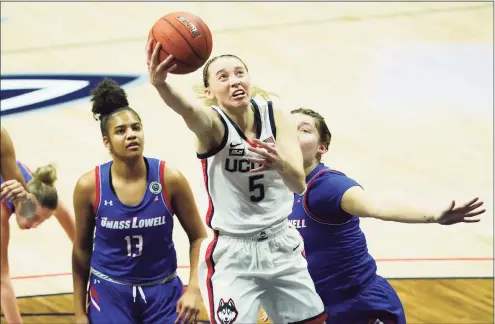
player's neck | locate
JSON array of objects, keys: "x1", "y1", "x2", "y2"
[
  {"x1": 112, "y1": 156, "x2": 146, "y2": 180},
  {"x1": 304, "y1": 160, "x2": 320, "y2": 176},
  {"x1": 223, "y1": 103, "x2": 253, "y2": 134}
]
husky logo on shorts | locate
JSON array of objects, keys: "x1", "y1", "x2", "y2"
[
  {"x1": 217, "y1": 298, "x2": 238, "y2": 324},
  {"x1": 149, "y1": 181, "x2": 162, "y2": 194}
]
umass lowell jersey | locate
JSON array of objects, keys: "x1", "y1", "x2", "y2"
[
  {"x1": 91, "y1": 157, "x2": 177, "y2": 284},
  {"x1": 197, "y1": 98, "x2": 293, "y2": 236},
  {"x1": 288, "y1": 163, "x2": 377, "y2": 303}
]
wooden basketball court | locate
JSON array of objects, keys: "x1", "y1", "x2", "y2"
[{"x1": 1, "y1": 2, "x2": 493, "y2": 323}]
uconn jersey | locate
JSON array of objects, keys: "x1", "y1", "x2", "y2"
[
  {"x1": 198, "y1": 98, "x2": 293, "y2": 236},
  {"x1": 90, "y1": 157, "x2": 177, "y2": 283}
]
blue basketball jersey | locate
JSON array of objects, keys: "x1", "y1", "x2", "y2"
[
  {"x1": 0, "y1": 161, "x2": 33, "y2": 214},
  {"x1": 288, "y1": 163, "x2": 377, "y2": 304},
  {"x1": 90, "y1": 157, "x2": 177, "y2": 284}
]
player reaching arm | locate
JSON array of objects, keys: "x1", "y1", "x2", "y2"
[
  {"x1": 273, "y1": 107, "x2": 486, "y2": 324},
  {"x1": 146, "y1": 41, "x2": 306, "y2": 194},
  {"x1": 147, "y1": 37, "x2": 325, "y2": 322}
]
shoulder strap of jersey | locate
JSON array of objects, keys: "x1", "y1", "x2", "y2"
[
  {"x1": 93, "y1": 166, "x2": 101, "y2": 215},
  {"x1": 159, "y1": 160, "x2": 175, "y2": 215},
  {"x1": 267, "y1": 100, "x2": 276, "y2": 139}
]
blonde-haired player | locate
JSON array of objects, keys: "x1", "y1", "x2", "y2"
[
  {"x1": 1, "y1": 162, "x2": 75, "y2": 324},
  {"x1": 146, "y1": 41, "x2": 326, "y2": 324}
]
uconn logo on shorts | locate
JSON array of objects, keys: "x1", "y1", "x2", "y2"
[{"x1": 0, "y1": 74, "x2": 142, "y2": 116}]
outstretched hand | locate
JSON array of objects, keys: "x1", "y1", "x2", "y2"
[
  {"x1": 246, "y1": 139, "x2": 286, "y2": 173},
  {"x1": 146, "y1": 39, "x2": 177, "y2": 86},
  {"x1": 437, "y1": 197, "x2": 485, "y2": 225}
]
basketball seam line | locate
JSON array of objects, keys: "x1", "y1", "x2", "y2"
[
  {"x1": 161, "y1": 17, "x2": 204, "y2": 62},
  {"x1": 151, "y1": 29, "x2": 192, "y2": 67},
  {"x1": 194, "y1": 19, "x2": 209, "y2": 58}
]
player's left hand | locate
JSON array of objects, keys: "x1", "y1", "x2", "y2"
[
  {"x1": 247, "y1": 139, "x2": 285, "y2": 173},
  {"x1": 1, "y1": 179, "x2": 28, "y2": 204},
  {"x1": 175, "y1": 285, "x2": 201, "y2": 324},
  {"x1": 436, "y1": 197, "x2": 485, "y2": 225}
]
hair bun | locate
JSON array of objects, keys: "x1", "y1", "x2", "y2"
[
  {"x1": 91, "y1": 78, "x2": 129, "y2": 120},
  {"x1": 32, "y1": 164, "x2": 57, "y2": 186}
]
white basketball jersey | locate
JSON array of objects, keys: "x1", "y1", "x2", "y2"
[{"x1": 198, "y1": 98, "x2": 293, "y2": 236}]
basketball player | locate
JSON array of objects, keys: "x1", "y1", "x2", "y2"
[
  {"x1": 261, "y1": 108, "x2": 486, "y2": 324},
  {"x1": 0, "y1": 127, "x2": 37, "y2": 217},
  {"x1": 72, "y1": 79, "x2": 207, "y2": 324},
  {"x1": 146, "y1": 41, "x2": 326, "y2": 324},
  {"x1": 1, "y1": 162, "x2": 75, "y2": 324}
]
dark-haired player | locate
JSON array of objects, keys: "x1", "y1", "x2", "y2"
[
  {"x1": 72, "y1": 78, "x2": 207, "y2": 324},
  {"x1": 261, "y1": 108, "x2": 485, "y2": 324}
]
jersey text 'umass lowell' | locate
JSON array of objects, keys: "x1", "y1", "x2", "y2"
[
  {"x1": 91, "y1": 157, "x2": 177, "y2": 284},
  {"x1": 198, "y1": 98, "x2": 293, "y2": 236}
]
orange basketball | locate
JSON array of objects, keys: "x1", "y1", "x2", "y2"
[{"x1": 148, "y1": 12, "x2": 213, "y2": 75}]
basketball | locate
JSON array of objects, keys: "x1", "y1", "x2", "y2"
[{"x1": 148, "y1": 12, "x2": 213, "y2": 75}]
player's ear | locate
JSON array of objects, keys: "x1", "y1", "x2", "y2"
[
  {"x1": 103, "y1": 136, "x2": 112, "y2": 153},
  {"x1": 205, "y1": 87, "x2": 214, "y2": 100},
  {"x1": 317, "y1": 142, "x2": 328, "y2": 155}
]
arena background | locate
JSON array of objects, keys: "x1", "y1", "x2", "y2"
[{"x1": 0, "y1": 2, "x2": 493, "y2": 323}]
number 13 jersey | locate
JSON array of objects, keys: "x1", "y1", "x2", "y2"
[
  {"x1": 197, "y1": 98, "x2": 293, "y2": 236},
  {"x1": 90, "y1": 157, "x2": 177, "y2": 284}
]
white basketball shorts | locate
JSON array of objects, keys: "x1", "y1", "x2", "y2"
[{"x1": 198, "y1": 219, "x2": 327, "y2": 324}]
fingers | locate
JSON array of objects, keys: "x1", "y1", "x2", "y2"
[
  {"x1": 156, "y1": 54, "x2": 176, "y2": 74},
  {"x1": 246, "y1": 157, "x2": 269, "y2": 165},
  {"x1": 251, "y1": 138, "x2": 277, "y2": 153},
  {"x1": 249, "y1": 165, "x2": 270, "y2": 173},
  {"x1": 186, "y1": 308, "x2": 200, "y2": 324},
  {"x1": 247, "y1": 146, "x2": 276, "y2": 162},
  {"x1": 465, "y1": 209, "x2": 486, "y2": 218},
  {"x1": 464, "y1": 201, "x2": 484, "y2": 213},
  {"x1": 246, "y1": 156, "x2": 273, "y2": 173},
  {"x1": 460, "y1": 197, "x2": 479, "y2": 209},
  {"x1": 146, "y1": 38, "x2": 153, "y2": 64},
  {"x1": 174, "y1": 309, "x2": 184, "y2": 324},
  {"x1": 462, "y1": 218, "x2": 481, "y2": 223},
  {"x1": 175, "y1": 305, "x2": 198, "y2": 324},
  {"x1": 1, "y1": 182, "x2": 26, "y2": 201},
  {"x1": 149, "y1": 42, "x2": 161, "y2": 70}
]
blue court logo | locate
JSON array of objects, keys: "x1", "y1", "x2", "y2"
[{"x1": 0, "y1": 74, "x2": 143, "y2": 116}]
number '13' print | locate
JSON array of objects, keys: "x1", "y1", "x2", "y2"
[{"x1": 125, "y1": 235, "x2": 143, "y2": 257}]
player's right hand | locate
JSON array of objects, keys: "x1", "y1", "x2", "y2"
[
  {"x1": 146, "y1": 39, "x2": 178, "y2": 86},
  {"x1": 0, "y1": 179, "x2": 28, "y2": 204}
]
